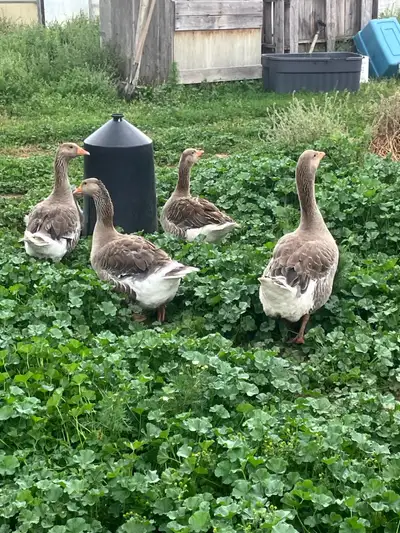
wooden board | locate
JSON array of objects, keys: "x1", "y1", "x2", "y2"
[
  {"x1": 174, "y1": 28, "x2": 261, "y2": 69},
  {"x1": 274, "y1": 0, "x2": 285, "y2": 53},
  {"x1": 262, "y1": 0, "x2": 273, "y2": 49},
  {"x1": 140, "y1": 0, "x2": 175, "y2": 83},
  {"x1": 289, "y1": 0, "x2": 299, "y2": 52},
  {"x1": 326, "y1": 0, "x2": 336, "y2": 51},
  {"x1": 175, "y1": 0, "x2": 263, "y2": 31},
  {"x1": 175, "y1": 1, "x2": 263, "y2": 16},
  {"x1": 360, "y1": 0, "x2": 373, "y2": 29},
  {"x1": 178, "y1": 65, "x2": 262, "y2": 84}
]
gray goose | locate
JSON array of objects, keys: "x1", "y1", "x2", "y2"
[
  {"x1": 160, "y1": 148, "x2": 239, "y2": 243},
  {"x1": 74, "y1": 178, "x2": 199, "y2": 322},
  {"x1": 23, "y1": 142, "x2": 89, "y2": 261},
  {"x1": 258, "y1": 150, "x2": 339, "y2": 344}
]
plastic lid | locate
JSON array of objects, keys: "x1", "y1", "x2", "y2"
[{"x1": 84, "y1": 113, "x2": 152, "y2": 148}]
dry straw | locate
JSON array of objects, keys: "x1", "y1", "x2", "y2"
[{"x1": 370, "y1": 91, "x2": 400, "y2": 161}]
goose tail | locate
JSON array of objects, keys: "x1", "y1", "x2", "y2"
[
  {"x1": 163, "y1": 263, "x2": 200, "y2": 280},
  {"x1": 23, "y1": 230, "x2": 54, "y2": 248},
  {"x1": 187, "y1": 221, "x2": 239, "y2": 243}
]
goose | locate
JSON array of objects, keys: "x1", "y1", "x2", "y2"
[
  {"x1": 23, "y1": 142, "x2": 89, "y2": 261},
  {"x1": 74, "y1": 178, "x2": 199, "y2": 322},
  {"x1": 258, "y1": 150, "x2": 339, "y2": 344},
  {"x1": 161, "y1": 148, "x2": 239, "y2": 243}
]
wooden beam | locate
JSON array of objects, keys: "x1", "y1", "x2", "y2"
[
  {"x1": 360, "y1": 0, "x2": 373, "y2": 29},
  {"x1": 99, "y1": 0, "x2": 112, "y2": 45},
  {"x1": 325, "y1": 0, "x2": 336, "y2": 52},
  {"x1": 263, "y1": 0, "x2": 272, "y2": 51},
  {"x1": 274, "y1": 0, "x2": 285, "y2": 53},
  {"x1": 175, "y1": 1, "x2": 263, "y2": 17},
  {"x1": 178, "y1": 65, "x2": 262, "y2": 84},
  {"x1": 175, "y1": 14, "x2": 263, "y2": 31},
  {"x1": 289, "y1": 0, "x2": 299, "y2": 53},
  {"x1": 140, "y1": 0, "x2": 175, "y2": 84}
]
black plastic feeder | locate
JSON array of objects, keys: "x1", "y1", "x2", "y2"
[{"x1": 82, "y1": 113, "x2": 157, "y2": 236}]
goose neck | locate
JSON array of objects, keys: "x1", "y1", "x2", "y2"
[
  {"x1": 52, "y1": 153, "x2": 73, "y2": 199},
  {"x1": 174, "y1": 158, "x2": 192, "y2": 196},
  {"x1": 296, "y1": 162, "x2": 326, "y2": 232}
]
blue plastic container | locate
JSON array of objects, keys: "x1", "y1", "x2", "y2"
[{"x1": 354, "y1": 17, "x2": 400, "y2": 78}]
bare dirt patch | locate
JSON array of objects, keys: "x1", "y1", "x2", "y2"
[
  {"x1": 0, "y1": 193, "x2": 25, "y2": 199},
  {"x1": 0, "y1": 145, "x2": 51, "y2": 158}
]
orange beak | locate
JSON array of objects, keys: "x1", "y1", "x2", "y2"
[
  {"x1": 317, "y1": 151, "x2": 326, "y2": 160},
  {"x1": 195, "y1": 150, "x2": 204, "y2": 157},
  {"x1": 77, "y1": 147, "x2": 90, "y2": 156},
  {"x1": 73, "y1": 185, "x2": 83, "y2": 195}
]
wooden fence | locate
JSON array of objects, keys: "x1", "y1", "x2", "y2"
[
  {"x1": 100, "y1": 0, "x2": 264, "y2": 85},
  {"x1": 263, "y1": 0, "x2": 377, "y2": 53},
  {"x1": 100, "y1": 0, "x2": 378, "y2": 87}
]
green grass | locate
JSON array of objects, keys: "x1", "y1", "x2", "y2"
[{"x1": 2, "y1": 16, "x2": 400, "y2": 533}]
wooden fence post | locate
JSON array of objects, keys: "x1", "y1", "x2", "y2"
[
  {"x1": 325, "y1": 0, "x2": 336, "y2": 52},
  {"x1": 99, "y1": 0, "x2": 174, "y2": 88},
  {"x1": 360, "y1": 0, "x2": 373, "y2": 29},
  {"x1": 275, "y1": 0, "x2": 285, "y2": 53},
  {"x1": 263, "y1": 0, "x2": 273, "y2": 51},
  {"x1": 289, "y1": 0, "x2": 299, "y2": 53}
]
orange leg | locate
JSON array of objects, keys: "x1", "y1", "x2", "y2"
[
  {"x1": 288, "y1": 314, "x2": 310, "y2": 344},
  {"x1": 157, "y1": 305, "x2": 166, "y2": 323}
]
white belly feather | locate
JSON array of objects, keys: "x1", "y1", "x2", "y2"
[
  {"x1": 258, "y1": 275, "x2": 317, "y2": 323},
  {"x1": 23, "y1": 230, "x2": 69, "y2": 262}
]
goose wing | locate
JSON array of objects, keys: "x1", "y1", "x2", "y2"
[
  {"x1": 165, "y1": 196, "x2": 234, "y2": 229},
  {"x1": 95, "y1": 235, "x2": 171, "y2": 279},
  {"x1": 26, "y1": 201, "x2": 81, "y2": 248},
  {"x1": 267, "y1": 234, "x2": 338, "y2": 294}
]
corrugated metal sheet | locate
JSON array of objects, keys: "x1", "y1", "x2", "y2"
[{"x1": 0, "y1": 1, "x2": 37, "y2": 23}]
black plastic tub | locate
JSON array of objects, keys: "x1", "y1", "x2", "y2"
[{"x1": 261, "y1": 52, "x2": 363, "y2": 93}]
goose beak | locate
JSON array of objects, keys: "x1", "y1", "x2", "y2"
[
  {"x1": 73, "y1": 185, "x2": 83, "y2": 195},
  {"x1": 77, "y1": 147, "x2": 90, "y2": 156},
  {"x1": 195, "y1": 150, "x2": 204, "y2": 157},
  {"x1": 317, "y1": 151, "x2": 326, "y2": 160}
]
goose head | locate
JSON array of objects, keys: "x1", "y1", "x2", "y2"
[
  {"x1": 180, "y1": 148, "x2": 204, "y2": 167},
  {"x1": 297, "y1": 150, "x2": 325, "y2": 175},
  {"x1": 74, "y1": 177, "x2": 104, "y2": 198},
  {"x1": 58, "y1": 142, "x2": 90, "y2": 161}
]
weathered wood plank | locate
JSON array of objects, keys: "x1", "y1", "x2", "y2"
[
  {"x1": 99, "y1": 0, "x2": 112, "y2": 44},
  {"x1": 326, "y1": 0, "x2": 336, "y2": 51},
  {"x1": 337, "y1": 0, "x2": 345, "y2": 38},
  {"x1": 112, "y1": 0, "x2": 137, "y2": 79},
  {"x1": 175, "y1": 14, "x2": 263, "y2": 31},
  {"x1": 284, "y1": 1, "x2": 290, "y2": 49},
  {"x1": 175, "y1": 1, "x2": 262, "y2": 17},
  {"x1": 274, "y1": 0, "x2": 285, "y2": 53},
  {"x1": 262, "y1": 0, "x2": 272, "y2": 49},
  {"x1": 360, "y1": 0, "x2": 373, "y2": 29},
  {"x1": 141, "y1": 0, "x2": 175, "y2": 84},
  {"x1": 178, "y1": 65, "x2": 262, "y2": 84},
  {"x1": 174, "y1": 28, "x2": 261, "y2": 70},
  {"x1": 289, "y1": 0, "x2": 299, "y2": 52}
]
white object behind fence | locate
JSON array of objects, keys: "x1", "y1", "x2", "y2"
[{"x1": 360, "y1": 55, "x2": 369, "y2": 83}]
